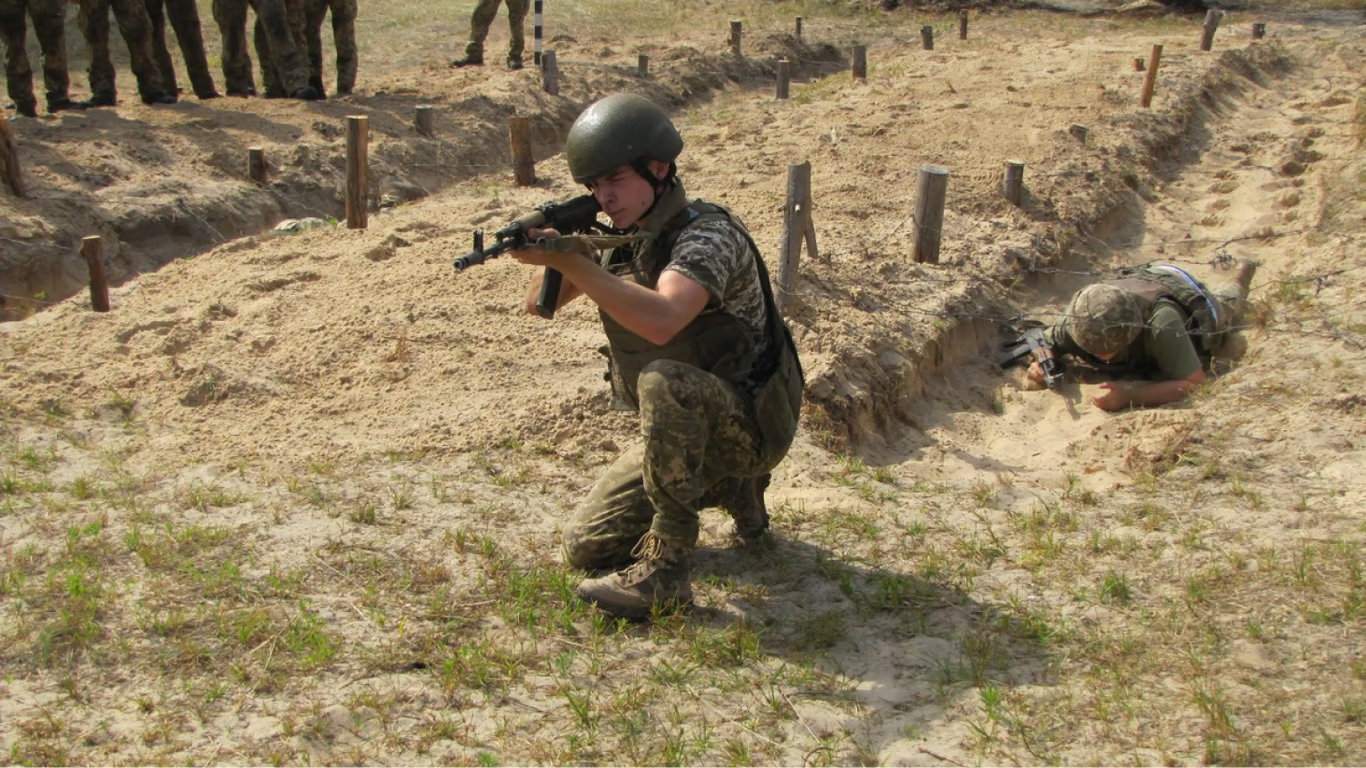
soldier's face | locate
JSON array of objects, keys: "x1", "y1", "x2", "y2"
[{"x1": 588, "y1": 161, "x2": 670, "y2": 228}]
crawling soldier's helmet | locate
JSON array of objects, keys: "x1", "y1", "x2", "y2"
[
  {"x1": 566, "y1": 93, "x2": 684, "y2": 186},
  {"x1": 1065, "y1": 284, "x2": 1144, "y2": 358}
]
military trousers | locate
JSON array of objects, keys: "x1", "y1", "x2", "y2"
[
  {"x1": 462, "y1": 0, "x2": 528, "y2": 63},
  {"x1": 213, "y1": 0, "x2": 307, "y2": 96},
  {"x1": 79, "y1": 0, "x2": 168, "y2": 102},
  {"x1": 303, "y1": 0, "x2": 355, "y2": 95},
  {"x1": 145, "y1": 0, "x2": 216, "y2": 98},
  {"x1": 561, "y1": 359, "x2": 775, "y2": 571},
  {"x1": 0, "y1": 0, "x2": 69, "y2": 113}
]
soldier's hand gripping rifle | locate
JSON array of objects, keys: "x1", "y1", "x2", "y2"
[
  {"x1": 453, "y1": 194, "x2": 607, "y2": 319},
  {"x1": 998, "y1": 325, "x2": 1064, "y2": 390}
]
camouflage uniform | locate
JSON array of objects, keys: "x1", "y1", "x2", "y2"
[
  {"x1": 302, "y1": 0, "x2": 355, "y2": 96},
  {"x1": 211, "y1": 0, "x2": 310, "y2": 98},
  {"x1": 0, "y1": 0, "x2": 72, "y2": 115},
  {"x1": 77, "y1": 0, "x2": 173, "y2": 104},
  {"x1": 145, "y1": 0, "x2": 217, "y2": 99},
  {"x1": 561, "y1": 183, "x2": 804, "y2": 577},
  {"x1": 458, "y1": 0, "x2": 528, "y2": 67},
  {"x1": 253, "y1": 0, "x2": 306, "y2": 97},
  {"x1": 1046, "y1": 262, "x2": 1254, "y2": 380}
]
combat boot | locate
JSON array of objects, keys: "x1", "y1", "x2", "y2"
[
  {"x1": 289, "y1": 85, "x2": 322, "y2": 101},
  {"x1": 575, "y1": 531, "x2": 692, "y2": 620},
  {"x1": 726, "y1": 474, "x2": 772, "y2": 543},
  {"x1": 141, "y1": 92, "x2": 178, "y2": 105},
  {"x1": 450, "y1": 55, "x2": 484, "y2": 68},
  {"x1": 48, "y1": 97, "x2": 92, "y2": 113},
  {"x1": 507, "y1": 56, "x2": 524, "y2": 70},
  {"x1": 13, "y1": 100, "x2": 38, "y2": 118}
]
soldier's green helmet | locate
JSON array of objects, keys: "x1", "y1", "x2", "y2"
[
  {"x1": 565, "y1": 93, "x2": 684, "y2": 185},
  {"x1": 1065, "y1": 283, "x2": 1144, "y2": 357}
]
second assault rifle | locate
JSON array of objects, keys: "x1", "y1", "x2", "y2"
[
  {"x1": 453, "y1": 194, "x2": 608, "y2": 319},
  {"x1": 998, "y1": 323, "x2": 1064, "y2": 390}
]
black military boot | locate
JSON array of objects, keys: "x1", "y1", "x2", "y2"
[
  {"x1": 48, "y1": 97, "x2": 91, "y2": 113},
  {"x1": 507, "y1": 56, "x2": 524, "y2": 70},
  {"x1": 14, "y1": 100, "x2": 39, "y2": 118},
  {"x1": 450, "y1": 55, "x2": 484, "y2": 68},
  {"x1": 575, "y1": 531, "x2": 693, "y2": 620},
  {"x1": 308, "y1": 76, "x2": 326, "y2": 99},
  {"x1": 726, "y1": 474, "x2": 771, "y2": 543},
  {"x1": 141, "y1": 92, "x2": 177, "y2": 105}
]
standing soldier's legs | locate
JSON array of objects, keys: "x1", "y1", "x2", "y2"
[
  {"x1": 164, "y1": 0, "x2": 216, "y2": 98},
  {"x1": 108, "y1": 0, "x2": 173, "y2": 102},
  {"x1": 451, "y1": 0, "x2": 500, "y2": 66},
  {"x1": 143, "y1": 0, "x2": 179, "y2": 95},
  {"x1": 0, "y1": 0, "x2": 38, "y2": 116},
  {"x1": 211, "y1": 0, "x2": 253, "y2": 95},
  {"x1": 328, "y1": 0, "x2": 354, "y2": 94},
  {"x1": 302, "y1": 0, "x2": 324, "y2": 95},
  {"x1": 250, "y1": 0, "x2": 312, "y2": 99},
  {"x1": 29, "y1": 0, "x2": 78, "y2": 111},
  {"x1": 77, "y1": 0, "x2": 118, "y2": 105},
  {"x1": 504, "y1": 0, "x2": 528, "y2": 68}
]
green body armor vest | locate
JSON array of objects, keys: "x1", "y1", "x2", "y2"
[{"x1": 599, "y1": 201, "x2": 805, "y2": 467}]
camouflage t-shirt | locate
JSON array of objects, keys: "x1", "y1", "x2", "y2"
[{"x1": 662, "y1": 213, "x2": 771, "y2": 358}]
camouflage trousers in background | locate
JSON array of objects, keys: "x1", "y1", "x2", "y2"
[
  {"x1": 561, "y1": 360, "x2": 773, "y2": 571},
  {"x1": 145, "y1": 0, "x2": 217, "y2": 99},
  {"x1": 254, "y1": 0, "x2": 306, "y2": 97},
  {"x1": 212, "y1": 0, "x2": 308, "y2": 97},
  {"x1": 303, "y1": 0, "x2": 356, "y2": 95},
  {"x1": 462, "y1": 0, "x2": 528, "y2": 64},
  {"x1": 79, "y1": 0, "x2": 169, "y2": 102},
  {"x1": 0, "y1": 0, "x2": 69, "y2": 113}
]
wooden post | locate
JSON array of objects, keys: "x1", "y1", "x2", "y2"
[
  {"x1": 911, "y1": 165, "x2": 949, "y2": 265},
  {"x1": 247, "y1": 146, "x2": 266, "y2": 184},
  {"x1": 1200, "y1": 10, "x2": 1221, "y2": 52},
  {"x1": 0, "y1": 112, "x2": 23, "y2": 197},
  {"x1": 637, "y1": 54, "x2": 649, "y2": 78},
  {"x1": 1140, "y1": 44, "x2": 1162, "y2": 108},
  {"x1": 81, "y1": 236, "x2": 110, "y2": 313},
  {"x1": 1068, "y1": 124, "x2": 1089, "y2": 144},
  {"x1": 958, "y1": 10, "x2": 968, "y2": 40},
  {"x1": 730, "y1": 20, "x2": 742, "y2": 56},
  {"x1": 1133, "y1": 57, "x2": 1145, "y2": 72},
  {"x1": 921, "y1": 25, "x2": 934, "y2": 51},
  {"x1": 1252, "y1": 21, "x2": 1266, "y2": 40},
  {"x1": 415, "y1": 105, "x2": 435, "y2": 137},
  {"x1": 541, "y1": 50, "x2": 559, "y2": 96},
  {"x1": 776, "y1": 59, "x2": 791, "y2": 100},
  {"x1": 345, "y1": 115, "x2": 368, "y2": 229},
  {"x1": 851, "y1": 44, "x2": 867, "y2": 80},
  {"x1": 509, "y1": 115, "x2": 535, "y2": 187},
  {"x1": 1002, "y1": 161, "x2": 1024, "y2": 206},
  {"x1": 795, "y1": 16, "x2": 802, "y2": 40},
  {"x1": 777, "y1": 161, "x2": 812, "y2": 314}
]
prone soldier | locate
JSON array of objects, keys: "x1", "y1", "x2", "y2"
[{"x1": 1023, "y1": 260, "x2": 1258, "y2": 411}]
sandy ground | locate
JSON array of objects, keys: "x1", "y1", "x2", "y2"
[{"x1": 1, "y1": 2, "x2": 1365, "y2": 765}]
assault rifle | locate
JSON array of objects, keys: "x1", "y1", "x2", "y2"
[
  {"x1": 453, "y1": 194, "x2": 607, "y2": 319},
  {"x1": 998, "y1": 324, "x2": 1064, "y2": 390}
]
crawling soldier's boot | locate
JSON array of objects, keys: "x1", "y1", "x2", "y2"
[
  {"x1": 724, "y1": 474, "x2": 771, "y2": 543},
  {"x1": 575, "y1": 531, "x2": 692, "y2": 620},
  {"x1": 1235, "y1": 259, "x2": 1259, "y2": 300}
]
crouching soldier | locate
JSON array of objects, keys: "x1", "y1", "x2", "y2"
[
  {"x1": 1028, "y1": 260, "x2": 1258, "y2": 411},
  {"x1": 509, "y1": 94, "x2": 805, "y2": 619}
]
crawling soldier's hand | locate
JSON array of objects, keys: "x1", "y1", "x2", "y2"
[{"x1": 1023, "y1": 361, "x2": 1046, "y2": 391}]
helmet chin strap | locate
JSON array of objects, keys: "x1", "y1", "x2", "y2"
[{"x1": 630, "y1": 159, "x2": 678, "y2": 223}]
